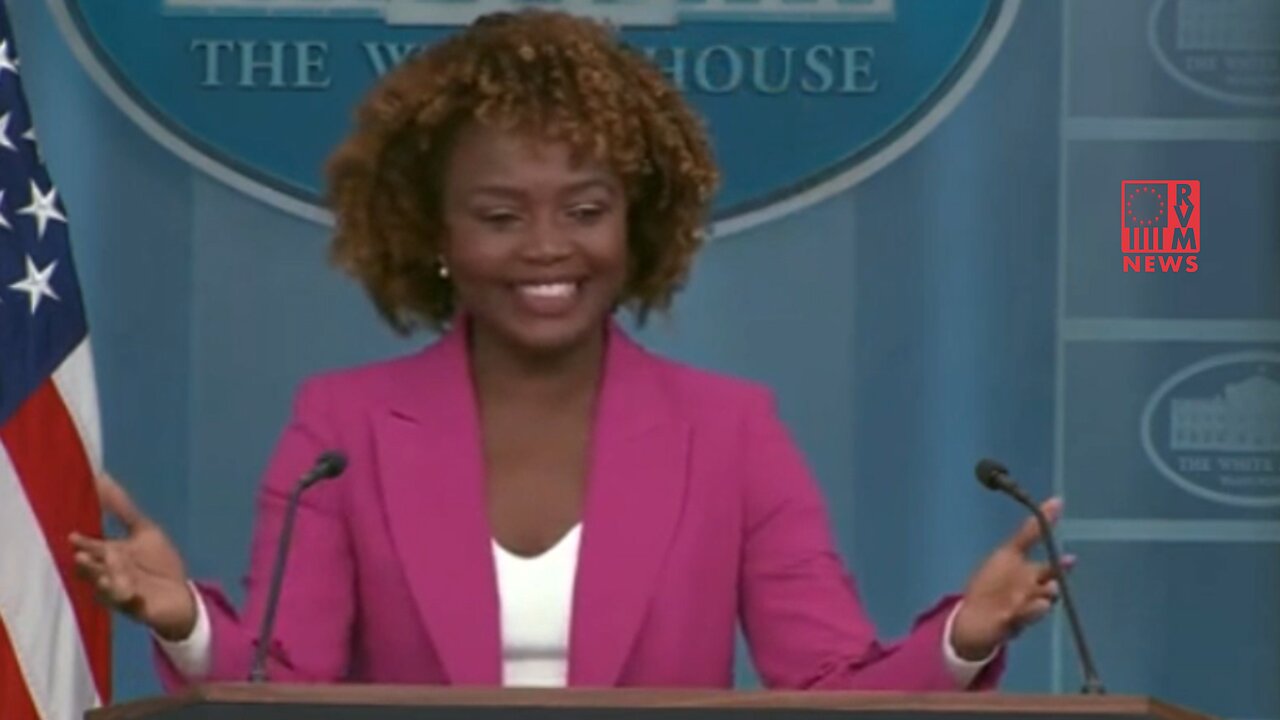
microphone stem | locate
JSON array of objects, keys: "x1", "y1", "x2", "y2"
[
  {"x1": 249, "y1": 481, "x2": 306, "y2": 682},
  {"x1": 1020, "y1": 494, "x2": 1106, "y2": 695}
]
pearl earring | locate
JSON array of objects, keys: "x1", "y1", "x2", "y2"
[{"x1": 437, "y1": 260, "x2": 450, "y2": 279}]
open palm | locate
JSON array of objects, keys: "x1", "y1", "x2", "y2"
[
  {"x1": 71, "y1": 474, "x2": 197, "y2": 641},
  {"x1": 950, "y1": 497, "x2": 1073, "y2": 660}
]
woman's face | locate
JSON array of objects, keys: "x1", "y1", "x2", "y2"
[{"x1": 440, "y1": 122, "x2": 629, "y2": 357}]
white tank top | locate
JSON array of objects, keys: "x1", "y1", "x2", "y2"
[{"x1": 492, "y1": 524, "x2": 581, "y2": 687}]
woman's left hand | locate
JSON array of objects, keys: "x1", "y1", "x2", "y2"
[{"x1": 949, "y1": 497, "x2": 1073, "y2": 661}]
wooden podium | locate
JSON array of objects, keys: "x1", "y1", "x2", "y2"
[{"x1": 88, "y1": 685, "x2": 1218, "y2": 720}]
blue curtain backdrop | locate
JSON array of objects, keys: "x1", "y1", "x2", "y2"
[{"x1": 8, "y1": 0, "x2": 1279, "y2": 717}]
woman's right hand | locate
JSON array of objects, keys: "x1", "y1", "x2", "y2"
[{"x1": 71, "y1": 473, "x2": 197, "y2": 642}]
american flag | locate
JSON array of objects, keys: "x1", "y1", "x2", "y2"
[{"x1": 0, "y1": 3, "x2": 112, "y2": 718}]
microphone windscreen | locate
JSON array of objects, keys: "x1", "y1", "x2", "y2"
[
  {"x1": 974, "y1": 458, "x2": 1009, "y2": 490},
  {"x1": 317, "y1": 450, "x2": 348, "y2": 479}
]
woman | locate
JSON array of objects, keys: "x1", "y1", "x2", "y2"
[{"x1": 72, "y1": 9, "x2": 1064, "y2": 690}]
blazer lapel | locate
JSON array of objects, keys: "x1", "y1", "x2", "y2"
[
  {"x1": 374, "y1": 325, "x2": 503, "y2": 686},
  {"x1": 568, "y1": 324, "x2": 691, "y2": 686},
  {"x1": 372, "y1": 319, "x2": 691, "y2": 688}
]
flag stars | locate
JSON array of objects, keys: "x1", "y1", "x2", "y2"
[
  {"x1": 0, "y1": 40, "x2": 17, "y2": 77},
  {"x1": 17, "y1": 180, "x2": 66, "y2": 239},
  {"x1": 0, "y1": 190, "x2": 11, "y2": 232},
  {"x1": 21, "y1": 124, "x2": 42, "y2": 162},
  {"x1": 0, "y1": 113, "x2": 14, "y2": 152},
  {"x1": 8, "y1": 255, "x2": 59, "y2": 314}
]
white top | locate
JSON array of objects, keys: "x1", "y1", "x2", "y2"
[
  {"x1": 158, "y1": 527, "x2": 990, "y2": 686},
  {"x1": 492, "y1": 523, "x2": 580, "y2": 686}
]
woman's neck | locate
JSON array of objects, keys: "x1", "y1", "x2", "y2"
[{"x1": 467, "y1": 322, "x2": 606, "y2": 408}]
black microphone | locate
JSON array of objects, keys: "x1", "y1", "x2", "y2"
[
  {"x1": 974, "y1": 458, "x2": 1105, "y2": 695},
  {"x1": 248, "y1": 450, "x2": 348, "y2": 682}
]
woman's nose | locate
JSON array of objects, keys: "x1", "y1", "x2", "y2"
[{"x1": 519, "y1": 214, "x2": 572, "y2": 262}]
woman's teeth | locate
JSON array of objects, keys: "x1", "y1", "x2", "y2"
[{"x1": 518, "y1": 282, "x2": 577, "y2": 298}]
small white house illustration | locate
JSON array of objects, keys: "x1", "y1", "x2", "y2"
[
  {"x1": 1170, "y1": 374, "x2": 1280, "y2": 453},
  {"x1": 1176, "y1": 0, "x2": 1279, "y2": 53}
]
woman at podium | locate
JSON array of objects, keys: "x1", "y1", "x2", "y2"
[{"x1": 72, "y1": 9, "x2": 1064, "y2": 691}]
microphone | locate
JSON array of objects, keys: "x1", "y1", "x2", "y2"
[
  {"x1": 248, "y1": 450, "x2": 348, "y2": 682},
  {"x1": 974, "y1": 458, "x2": 1105, "y2": 695}
]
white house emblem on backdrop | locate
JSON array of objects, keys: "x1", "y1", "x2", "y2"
[
  {"x1": 49, "y1": 0, "x2": 1017, "y2": 235},
  {"x1": 1143, "y1": 352, "x2": 1280, "y2": 508},
  {"x1": 1149, "y1": 0, "x2": 1280, "y2": 108}
]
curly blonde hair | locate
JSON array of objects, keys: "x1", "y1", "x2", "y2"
[{"x1": 325, "y1": 9, "x2": 720, "y2": 334}]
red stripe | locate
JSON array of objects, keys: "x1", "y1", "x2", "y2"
[
  {"x1": 0, "y1": 617, "x2": 41, "y2": 720},
  {"x1": 0, "y1": 380, "x2": 112, "y2": 704}
]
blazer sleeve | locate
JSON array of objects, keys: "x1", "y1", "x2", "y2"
[
  {"x1": 736, "y1": 389, "x2": 1005, "y2": 691},
  {"x1": 153, "y1": 377, "x2": 356, "y2": 689}
]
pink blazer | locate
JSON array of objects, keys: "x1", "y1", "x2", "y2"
[{"x1": 155, "y1": 320, "x2": 1004, "y2": 690}]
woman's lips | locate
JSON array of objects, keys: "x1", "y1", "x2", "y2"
[{"x1": 510, "y1": 280, "x2": 583, "y2": 316}]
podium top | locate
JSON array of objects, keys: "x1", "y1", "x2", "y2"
[{"x1": 89, "y1": 684, "x2": 1218, "y2": 720}]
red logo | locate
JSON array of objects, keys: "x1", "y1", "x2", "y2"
[{"x1": 1121, "y1": 180, "x2": 1199, "y2": 273}]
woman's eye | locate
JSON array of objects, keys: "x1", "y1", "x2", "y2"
[
  {"x1": 568, "y1": 204, "x2": 606, "y2": 222},
  {"x1": 480, "y1": 211, "x2": 520, "y2": 227}
]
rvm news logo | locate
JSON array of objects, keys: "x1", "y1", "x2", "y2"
[{"x1": 1121, "y1": 180, "x2": 1200, "y2": 273}]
